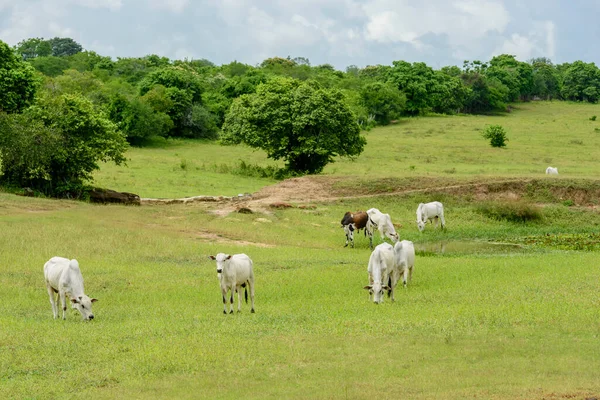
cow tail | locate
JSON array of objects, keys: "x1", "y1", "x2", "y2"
[
  {"x1": 387, "y1": 276, "x2": 392, "y2": 298},
  {"x1": 244, "y1": 284, "x2": 248, "y2": 304}
]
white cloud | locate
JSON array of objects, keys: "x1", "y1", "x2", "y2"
[
  {"x1": 492, "y1": 20, "x2": 556, "y2": 61},
  {"x1": 150, "y1": 0, "x2": 189, "y2": 13},
  {"x1": 77, "y1": 0, "x2": 122, "y2": 11},
  {"x1": 362, "y1": 0, "x2": 510, "y2": 51}
]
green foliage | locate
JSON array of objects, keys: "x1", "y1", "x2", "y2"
[
  {"x1": 16, "y1": 37, "x2": 82, "y2": 59},
  {"x1": 28, "y1": 56, "x2": 70, "y2": 77},
  {"x1": 221, "y1": 77, "x2": 366, "y2": 174},
  {"x1": 107, "y1": 93, "x2": 174, "y2": 145},
  {"x1": 589, "y1": 115, "x2": 596, "y2": 121},
  {"x1": 561, "y1": 61, "x2": 600, "y2": 102},
  {"x1": 139, "y1": 66, "x2": 204, "y2": 102},
  {"x1": 481, "y1": 124, "x2": 508, "y2": 148},
  {"x1": 359, "y1": 82, "x2": 406, "y2": 125},
  {"x1": 0, "y1": 40, "x2": 40, "y2": 113},
  {"x1": 0, "y1": 94, "x2": 128, "y2": 196},
  {"x1": 476, "y1": 201, "x2": 543, "y2": 223}
]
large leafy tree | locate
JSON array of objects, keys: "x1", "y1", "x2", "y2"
[
  {"x1": 561, "y1": 61, "x2": 600, "y2": 102},
  {"x1": 0, "y1": 94, "x2": 128, "y2": 196},
  {"x1": 221, "y1": 77, "x2": 366, "y2": 174},
  {"x1": 0, "y1": 40, "x2": 40, "y2": 113}
]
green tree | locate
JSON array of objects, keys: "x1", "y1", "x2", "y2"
[
  {"x1": 15, "y1": 37, "x2": 52, "y2": 60},
  {"x1": 387, "y1": 61, "x2": 440, "y2": 115},
  {"x1": 107, "y1": 93, "x2": 173, "y2": 144},
  {"x1": 28, "y1": 56, "x2": 70, "y2": 77},
  {"x1": 561, "y1": 61, "x2": 600, "y2": 102},
  {"x1": 222, "y1": 77, "x2": 366, "y2": 174},
  {"x1": 47, "y1": 37, "x2": 83, "y2": 57},
  {"x1": 359, "y1": 82, "x2": 406, "y2": 125},
  {"x1": 0, "y1": 40, "x2": 40, "y2": 113},
  {"x1": 0, "y1": 94, "x2": 128, "y2": 196},
  {"x1": 530, "y1": 58, "x2": 561, "y2": 100}
]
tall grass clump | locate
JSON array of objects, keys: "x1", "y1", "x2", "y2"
[{"x1": 476, "y1": 201, "x2": 543, "y2": 223}]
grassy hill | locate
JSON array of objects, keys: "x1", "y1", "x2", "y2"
[{"x1": 2, "y1": 101, "x2": 600, "y2": 399}]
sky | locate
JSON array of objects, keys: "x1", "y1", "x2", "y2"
[{"x1": 1, "y1": 0, "x2": 599, "y2": 70}]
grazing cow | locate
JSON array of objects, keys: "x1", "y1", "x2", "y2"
[
  {"x1": 44, "y1": 257, "x2": 97, "y2": 320},
  {"x1": 416, "y1": 201, "x2": 446, "y2": 232},
  {"x1": 363, "y1": 243, "x2": 396, "y2": 304},
  {"x1": 393, "y1": 240, "x2": 415, "y2": 288},
  {"x1": 546, "y1": 166, "x2": 558, "y2": 175},
  {"x1": 341, "y1": 211, "x2": 374, "y2": 249},
  {"x1": 209, "y1": 253, "x2": 255, "y2": 314},
  {"x1": 367, "y1": 208, "x2": 399, "y2": 243}
]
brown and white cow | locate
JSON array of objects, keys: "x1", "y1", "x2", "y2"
[{"x1": 341, "y1": 211, "x2": 374, "y2": 249}]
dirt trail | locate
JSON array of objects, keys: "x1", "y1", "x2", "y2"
[{"x1": 218, "y1": 176, "x2": 538, "y2": 214}]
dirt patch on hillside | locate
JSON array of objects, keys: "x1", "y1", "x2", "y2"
[{"x1": 165, "y1": 176, "x2": 600, "y2": 216}]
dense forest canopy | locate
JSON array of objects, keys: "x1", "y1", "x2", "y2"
[{"x1": 2, "y1": 36, "x2": 600, "y2": 196}]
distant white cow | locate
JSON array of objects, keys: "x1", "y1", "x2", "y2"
[
  {"x1": 209, "y1": 253, "x2": 255, "y2": 314},
  {"x1": 393, "y1": 240, "x2": 415, "y2": 287},
  {"x1": 367, "y1": 208, "x2": 399, "y2": 243},
  {"x1": 363, "y1": 243, "x2": 398, "y2": 304},
  {"x1": 44, "y1": 257, "x2": 97, "y2": 320},
  {"x1": 416, "y1": 201, "x2": 446, "y2": 232},
  {"x1": 546, "y1": 166, "x2": 558, "y2": 175}
]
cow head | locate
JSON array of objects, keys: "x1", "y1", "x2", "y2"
[
  {"x1": 209, "y1": 253, "x2": 232, "y2": 276},
  {"x1": 363, "y1": 282, "x2": 390, "y2": 304},
  {"x1": 70, "y1": 295, "x2": 97, "y2": 320},
  {"x1": 388, "y1": 231, "x2": 400, "y2": 243},
  {"x1": 416, "y1": 219, "x2": 425, "y2": 232}
]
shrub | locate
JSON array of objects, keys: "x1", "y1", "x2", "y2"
[
  {"x1": 482, "y1": 125, "x2": 508, "y2": 148},
  {"x1": 477, "y1": 201, "x2": 543, "y2": 223},
  {"x1": 590, "y1": 115, "x2": 597, "y2": 121}
]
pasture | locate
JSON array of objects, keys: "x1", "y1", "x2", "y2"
[{"x1": 2, "y1": 101, "x2": 600, "y2": 399}]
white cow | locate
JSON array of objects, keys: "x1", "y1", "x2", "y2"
[
  {"x1": 416, "y1": 201, "x2": 446, "y2": 232},
  {"x1": 363, "y1": 243, "x2": 398, "y2": 304},
  {"x1": 393, "y1": 240, "x2": 415, "y2": 287},
  {"x1": 546, "y1": 166, "x2": 558, "y2": 175},
  {"x1": 209, "y1": 253, "x2": 255, "y2": 314},
  {"x1": 367, "y1": 208, "x2": 399, "y2": 243},
  {"x1": 44, "y1": 257, "x2": 97, "y2": 320}
]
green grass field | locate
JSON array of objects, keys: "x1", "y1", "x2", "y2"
[{"x1": 2, "y1": 101, "x2": 600, "y2": 399}]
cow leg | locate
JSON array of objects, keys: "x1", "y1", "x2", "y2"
[
  {"x1": 408, "y1": 266, "x2": 413, "y2": 283},
  {"x1": 440, "y1": 214, "x2": 446, "y2": 230},
  {"x1": 59, "y1": 290, "x2": 67, "y2": 320},
  {"x1": 46, "y1": 285, "x2": 58, "y2": 319},
  {"x1": 248, "y1": 279, "x2": 255, "y2": 313},
  {"x1": 221, "y1": 288, "x2": 228, "y2": 314},
  {"x1": 402, "y1": 266, "x2": 409, "y2": 288},
  {"x1": 236, "y1": 285, "x2": 243, "y2": 313}
]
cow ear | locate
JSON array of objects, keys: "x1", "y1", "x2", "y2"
[
  {"x1": 208, "y1": 256, "x2": 216, "y2": 260},
  {"x1": 363, "y1": 285, "x2": 372, "y2": 290},
  {"x1": 225, "y1": 255, "x2": 232, "y2": 260},
  {"x1": 70, "y1": 297, "x2": 79, "y2": 304},
  {"x1": 382, "y1": 285, "x2": 391, "y2": 290},
  {"x1": 91, "y1": 298, "x2": 98, "y2": 303}
]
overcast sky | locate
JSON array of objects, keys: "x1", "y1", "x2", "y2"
[{"x1": 1, "y1": 0, "x2": 598, "y2": 70}]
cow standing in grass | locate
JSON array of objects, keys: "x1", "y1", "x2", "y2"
[
  {"x1": 363, "y1": 243, "x2": 396, "y2": 304},
  {"x1": 394, "y1": 240, "x2": 415, "y2": 288},
  {"x1": 341, "y1": 211, "x2": 374, "y2": 249},
  {"x1": 367, "y1": 208, "x2": 399, "y2": 243},
  {"x1": 416, "y1": 201, "x2": 446, "y2": 232},
  {"x1": 546, "y1": 166, "x2": 558, "y2": 175},
  {"x1": 209, "y1": 253, "x2": 255, "y2": 314},
  {"x1": 44, "y1": 257, "x2": 97, "y2": 320}
]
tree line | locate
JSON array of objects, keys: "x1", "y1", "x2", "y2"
[{"x1": 1, "y1": 36, "x2": 600, "y2": 196}]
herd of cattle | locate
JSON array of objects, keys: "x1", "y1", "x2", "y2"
[{"x1": 43, "y1": 201, "x2": 446, "y2": 319}]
